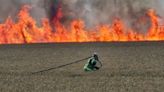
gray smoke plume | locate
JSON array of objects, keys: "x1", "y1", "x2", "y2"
[
  {"x1": 0, "y1": 0, "x2": 163, "y2": 33},
  {"x1": 60, "y1": 0, "x2": 164, "y2": 33},
  {"x1": 0, "y1": 0, "x2": 47, "y2": 23}
]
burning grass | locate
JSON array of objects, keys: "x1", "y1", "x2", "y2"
[{"x1": 0, "y1": 5, "x2": 164, "y2": 44}]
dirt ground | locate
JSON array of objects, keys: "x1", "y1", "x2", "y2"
[{"x1": 0, "y1": 42, "x2": 164, "y2": 92}]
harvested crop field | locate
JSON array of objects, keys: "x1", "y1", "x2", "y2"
[{"x1": 0, "y1": 41, "x2": 164, "y2": 92}]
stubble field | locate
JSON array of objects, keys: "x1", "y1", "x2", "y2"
[{"x1": 0, "y1": 42, "x2": 164, "y2": 92}]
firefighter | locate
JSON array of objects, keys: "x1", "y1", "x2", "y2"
[{"x1": 83, "y1": 53, "x2": 102, "y2": 72}]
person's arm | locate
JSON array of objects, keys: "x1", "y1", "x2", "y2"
[
  {"x1": 88, "y1": 58, "x2": 93, "y2": 65},
  {"x1": 97, "y1": 60, "x2": 102, "y2": 67}
]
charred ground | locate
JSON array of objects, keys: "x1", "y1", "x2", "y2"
[{"x1": 0, "y1": 41, "x2": 164, "y2": 92}]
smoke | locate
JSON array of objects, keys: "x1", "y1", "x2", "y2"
[
  {"x1": 60, "y1": 0, "x2": 164, "y2": 32},
  {"x1": 0, "y1": 0, "x2": 47, "y2": 23},
  {"x1": 0, "y1": 0, "x2": 21, "y2": 22},
  {"x1": 0, "y1": 0, "x2": 163, "y2": 32}
]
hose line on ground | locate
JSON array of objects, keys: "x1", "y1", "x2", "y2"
[{"x1": 32, "y1": 56, "x2": 92, "y2": 74}]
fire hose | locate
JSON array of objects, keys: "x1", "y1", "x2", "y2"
[{"x1": 32, "y1": 56, "x2": 103, "y2": 74}]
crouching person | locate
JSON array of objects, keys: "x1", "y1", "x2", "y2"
[{"x1": 83, "y1": 53, "x2": 102, "y2": 72}]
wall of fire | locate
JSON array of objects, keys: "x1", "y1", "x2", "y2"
[{"x1": 0, "y1": 0, "x2": 163, "y2": 27}]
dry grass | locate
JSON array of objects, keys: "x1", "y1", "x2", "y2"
[{"x1": 0, "y1": 42, "x2": 164, "y2": 92}]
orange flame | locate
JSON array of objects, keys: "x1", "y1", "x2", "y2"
[{"x1": 0, "y1": 5, "x2": 164, "y2": 44}]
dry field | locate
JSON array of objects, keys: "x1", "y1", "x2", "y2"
[{"x1": 0, "y1": 42, "x2": 164, "y2": 92}]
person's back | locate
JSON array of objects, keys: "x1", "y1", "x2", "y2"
[{"x1": 83, "y1": 53, "x2": 101, "y2": 72}]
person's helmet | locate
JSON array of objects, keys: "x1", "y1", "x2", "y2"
[{"x1": 93, "y1": 52, "x2": 99, "y2": 61}]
